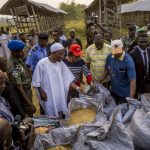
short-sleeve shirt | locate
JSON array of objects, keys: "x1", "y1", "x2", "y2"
[
  {"x1": 63, "y1": 58, "x2": 91, "y2": 83},
  {"x1": 8, "y1": 56, "x2": 31, "y2": 85},
  {"x1": 26, "y1": 44, "x2": 47, "y2": 71},
  {"x1": 85, "y1": 43, "x2": 111, "y2": 81},
  {"x1": 105, "y1": 51, "x2": 136, "y2": 97}
]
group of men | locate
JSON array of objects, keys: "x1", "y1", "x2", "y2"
[{"x1": 0, "y1": 24, "x2": 150, "y2": 149}]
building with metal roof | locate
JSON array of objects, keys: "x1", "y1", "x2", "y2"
[
  {"x1": 0, "y1": 0, "x2": 67, "y2": 33},
  {"x1": 84, "y1": 0, "x2": 133, "y2": 31},
  {"x1": 121, "y1": 0, "x2": 150, "y2": 26}
]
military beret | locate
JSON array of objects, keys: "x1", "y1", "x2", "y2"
[
  {"x1": 7, "y1": 40, "x2": 25, "y2": 52},
  {"x1": 38, "y1": 33, "x2": 48, "y2": 39}
]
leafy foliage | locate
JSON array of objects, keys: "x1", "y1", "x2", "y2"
[{"x1": 59, "y1": 1, "x2": 86, "y2": 21}]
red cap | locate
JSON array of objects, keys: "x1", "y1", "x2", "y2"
[{"x1": 69, "y1": 44, "x2": 82, "y2": 56}]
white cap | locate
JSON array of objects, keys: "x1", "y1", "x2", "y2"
[
  {"x1": 51, "y1": 43, "x2": 64, "y2": 53},
  {"x1": 111, "y1": 40, "x2": 123, "y2": 50},
  {"x1": 111, "y1": 40, "x2": 123, "y2": 55}
]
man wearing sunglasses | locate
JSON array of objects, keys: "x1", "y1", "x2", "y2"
[{"x1": 130, "y1": 33, "x2": 150, "y2": 97}]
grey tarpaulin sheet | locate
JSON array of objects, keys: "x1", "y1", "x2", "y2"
[
  {"x1": 114, "y1": 97, "x2": 142, "y2": 127},
  {"x1": 33, "y1": 116, "x2": 60, "y2": 128},
  {"x1": 128, "y1": 94, "x2": 150, "y2": 150},
  {"x1": 34, "y1": 108, "x2": 134, "y2": 150},
  {"x1": 129, "y1": 109, "x2": 150, "y2": 150},
  {"x1": 34, "y1": 84, "x2": 150, "y2": 150}
]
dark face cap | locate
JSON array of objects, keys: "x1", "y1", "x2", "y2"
[{"x1": 38, "y1": 33, "x2": 48, "y2": 40}]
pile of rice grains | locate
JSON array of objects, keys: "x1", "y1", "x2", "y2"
[
  {"x1": 68, "y1": 108, "x2": 96, "y2": 125},
  {"x1": 37, "y1": 108, "x2": 96, "y2": 150}
]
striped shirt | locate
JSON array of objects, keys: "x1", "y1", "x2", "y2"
[
  {"x1": 63, "y1": 58, "x2": 91, "y2": 84},
  {"x1": 85, "y1": 43, "x2": 111, "y2": 81}
]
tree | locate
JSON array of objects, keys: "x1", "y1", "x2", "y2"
[{"x1": 59, "y1": 1, "x2": 86, "y2": 21}]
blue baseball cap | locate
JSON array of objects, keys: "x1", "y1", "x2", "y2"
[{"x1": 7, "y1": 40, "x2": 25, "y2": 52}]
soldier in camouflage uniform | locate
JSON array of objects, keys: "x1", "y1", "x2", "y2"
[
  {"x1": 7, "y1": 40, "x2": 36, "y2": 117},
  {"x1": 19, "y1": 32, "x2": 30, "y2": 62},
  {"x1": 122, "y1": 25, "x2": 137, "y2": 53}
]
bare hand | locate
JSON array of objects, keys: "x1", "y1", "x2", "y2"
[
  {"x1": 30, "y1": 105, "x2": 36, "y2": 113},
  {"x1": 90, "y1": 82, "x2": 97, "y2": 94},
  {"x1": 39, "y1": 88, "x2": 47, "y2": 101},
  {"x1": 99, "y1": 77, "x2": 104, "y2": 84},
  {"x1": 77, "y1": 86, "x2": 85, "y2": 95},
  {"x1": 27, "y1": 125, "x2": 36, "y2": 149}
]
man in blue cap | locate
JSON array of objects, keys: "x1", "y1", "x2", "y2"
[
  {"x1": 26, "y1": 33, "x2": 48, "y2": 75},
  {"x1": 7, "y1": 40, "x2": 36, "y2": 117}
]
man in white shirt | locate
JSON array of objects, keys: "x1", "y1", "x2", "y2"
[
  {"x1": 0, "y1": 31, "x2": 10, "y2": 59},
  {"x1": 32, "y1": 43, "x2": 84, "y2": 117}
]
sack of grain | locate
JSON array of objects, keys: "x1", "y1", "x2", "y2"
[
  {"x1": 129, "y1": 109, "x2": 150, "y2": 150},
  {"x1": 67, "y1": 96, "x2": 107, "y2": 126},
  {"x1": 85, "y1": 83, "x2": 110, "y2": 99},
  {"x1": 47, "y1": 145, "x2": 71, "y2": 150},
  {"x1": 33, "y1": 116, "x2": 60, "y2": 128},
  {"x1": 84, "y1": 83, "x2": 116, "y2": 119},
  {"x1": 114, "y1": 98, "x2": 141, "y2": 127},
  {"x1": 141, "y1": 93, "x2": 150, "y2": 112},
  {"x1": 72, "y1": 109, "x2": 134, "y2": 150},
  {"x1": 34, "y1": 126, "x2": 79, "y2": 150}
]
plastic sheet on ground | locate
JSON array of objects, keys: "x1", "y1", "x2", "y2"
[
  {"x1": 34, "y1": 107, "x2": 134, "y2": 150},
  {"x1": 81, "y1": 83, "x2": 116, "y2": 119},
  {"x1": 129, "y1": 109, "x2": 150, "y2": 150},
  {"x1": 34, "y1": 97, "x2": 107, "y2": 150},
  {"x1": 72, "y1": 109, "x2": 134, "y2": 150},
  {"x1": 67, "y1": 96, "x2": 107, "y2": 125},
  {"x1": 33, "y1": 116, "x2": 60, "y2": 128},
  {"x1": 34, "y1": 125, "x2": 79, "y2": 150},
  {"x1": 34, "y1": 84, "x2": 136, "y2": 150}
]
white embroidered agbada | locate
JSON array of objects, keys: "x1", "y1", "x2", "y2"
[{"x1": 32, "y1": 57, "x2": 75, "y2": 117}]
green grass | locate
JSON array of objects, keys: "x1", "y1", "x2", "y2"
[
  {"x1": 65, "y1": 20, "x2": 87, "y2": 49},
  {"x1": 64, "y1": 20, "x2": 128, "y2": 49}
]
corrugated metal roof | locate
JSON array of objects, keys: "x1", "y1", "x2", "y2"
[
  {"x1": 0, "y1": 0, "x2": 67, "y2": 15},
  {"x1": 121, "y1": 0, "x2": 150, "y2": 13},
  {"x1": 84, "y1": 0, "x2": 132, "y2": 11},
  {"x1": 29, "y1": 0, "x2": 68, "y2": 14}
]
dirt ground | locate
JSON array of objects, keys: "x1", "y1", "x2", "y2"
[{"x1": 32, "y1": 88, "x2": 40, "y2": 116}]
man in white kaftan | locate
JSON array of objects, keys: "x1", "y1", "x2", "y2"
[
  {"x1": 32, "y1": 43, "x2": 77, "y2": 117},
  {"x1": 0, "y1": 33, "x2": 10, "y2": 59}
]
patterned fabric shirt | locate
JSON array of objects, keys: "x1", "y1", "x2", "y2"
[
  {"x1": 63, "y1": 58, "x2": 92, "y2": 85},
  {"x1": 8, "y1": 56, "x2": 31, "y2": 85},
  {"x1": 122, "y1": 36, "x2": 137, "y2": 53},
  {"x1": 85, "y1": 43, "x2": 111, "y2": 81},
  {"x1": 0, "y1": 96, "x2": 14, "y2": 122}
]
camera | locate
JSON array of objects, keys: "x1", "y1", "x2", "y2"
[
  {"x1": 11, "y1": 115, "x2": 34, "y2": 147},
  {"x1": 88, "y1": 15, "x2": 98, "y2": 26}
]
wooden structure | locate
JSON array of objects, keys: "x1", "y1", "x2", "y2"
[
  {"x1": 121, "y1": 0, "x2": 150, "y2": 26},
  {"x1": 84, "y1": 0, "x2": 132, "y2": 29},
  {"x1": 0, "y1": 0, "x2": 67, "y2": 33}
]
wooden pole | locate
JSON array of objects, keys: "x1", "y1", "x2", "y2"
[
  {"x1": 31, "y1": 5, "x2": 40, "y2": 33},
  {"x1": 13, "y1": 8, "x2": 22, "y2": 32},
  {"x1": 10, "y1": 8, "x2": 18, "y2": 32},
  {"x1": 118, "y1": 0, "x2": 122, "y2": 36},
  {"x1": 99, "y1": 0, "x2": 102, "y2": 24},
  {"x1": 103, "y1": 0, "x2": 107, "y2": 26}
]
